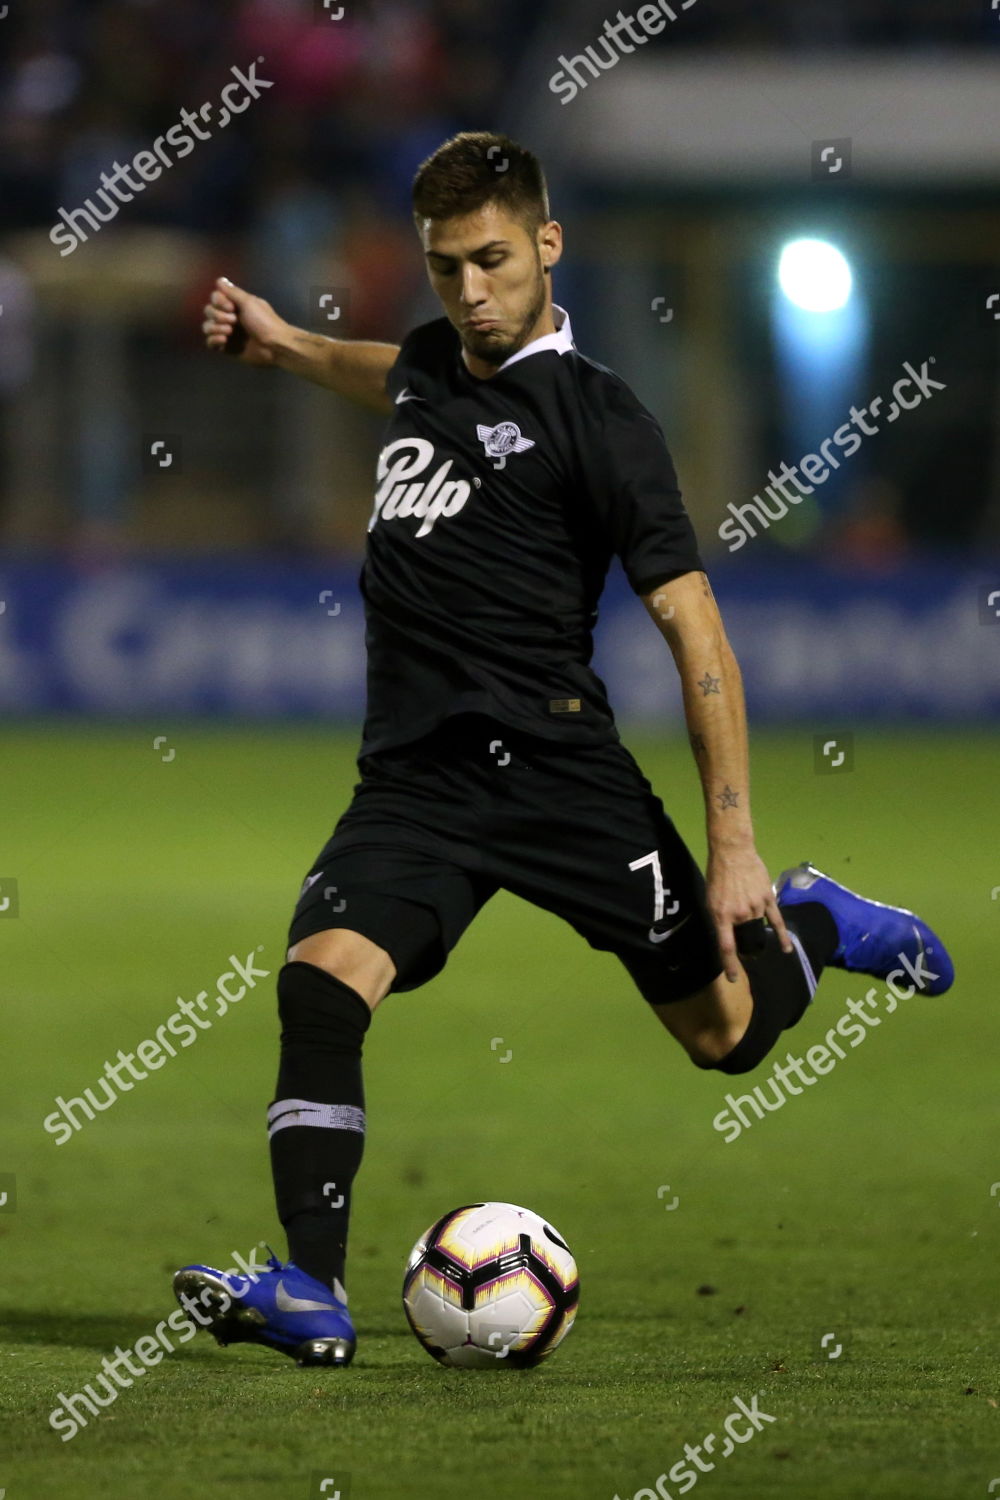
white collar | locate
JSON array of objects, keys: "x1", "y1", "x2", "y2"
[{"x1": 493, "y1": 304, "x2": 575, "y2": 374}]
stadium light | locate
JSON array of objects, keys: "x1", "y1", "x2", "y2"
[
  {"x1": 778, "y1": 238, "x2": 853, "y2": 313},
  {"x1": 771, "y1": 237, "x2": 868, "y2": 537}
]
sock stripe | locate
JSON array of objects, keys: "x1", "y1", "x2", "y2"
[
  {"x1": 786, "y1": 929, "x2": 818, "y2": 1002},
  {"x1": 267, "y1": 1098, "x2": 366, "y2": 1139}
]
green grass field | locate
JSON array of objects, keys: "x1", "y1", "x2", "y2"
[{"x1": 2, "y1": 724, "x2": 997, "y2": 1500}]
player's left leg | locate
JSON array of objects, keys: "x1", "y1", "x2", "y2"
[
  {"x1": 479, "y1": 724, "x2": 951, "y2": 1081},
  {"x1": 480, "y1": 729, "x2": 833, "y2": 1072},
  {"x1": 649, "y1": 907, "x2": 835, "y2": 1073},
  {"x1": 651, "y1": 860, "x2": 953, "y2": 1075}
]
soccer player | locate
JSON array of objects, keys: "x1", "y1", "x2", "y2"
[{"x1": 174, "y1": 133, "x2": 953, "y2": 1367}]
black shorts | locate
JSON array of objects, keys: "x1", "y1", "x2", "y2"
[{"x1": 287, "y1": 713, "x2": 723, "y2": 1004}]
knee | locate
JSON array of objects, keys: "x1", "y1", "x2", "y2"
[
  {"x1": 652, "y1": 976, "x2": 751, "y2": 1070},
  {"x1": 286, "y1": 929, "x2": 394, "y2": 1009},
  {"x1": 679, "y1": 1022, "x2": 747, "y2": 1070}
]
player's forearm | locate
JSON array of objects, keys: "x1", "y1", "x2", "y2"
[
  {"x1": 269, "y1": 326, "x2": 399, "y2": 414},
  {"x1": 675, "y1": 634, "x2": 756, "y2": 850}
]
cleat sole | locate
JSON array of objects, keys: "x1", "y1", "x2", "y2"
[
  {"x1": 295, "y1": 1336, "x2": 356, "y2": 1368},
  {"x1": 173, "y1": 1268, "x2": 266, "y2": 1347}
]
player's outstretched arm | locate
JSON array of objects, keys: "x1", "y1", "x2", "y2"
[
  {"x1": 642, "y1": 570, "x2": 793, "y2": 979},
  {"x1": 201, "y1": 277, "x2": 399, "y2": 415}
]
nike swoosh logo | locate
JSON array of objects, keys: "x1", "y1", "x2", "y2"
[
  {"x1": 648, "y1": 915, "x2": 691, "y2": 945},
  {"x1": 395, "y1": 387, "x2": 424, "y2": 404},
  {"x1": 275, "y1": 1281, "x2": 340, "y2": 1313}
]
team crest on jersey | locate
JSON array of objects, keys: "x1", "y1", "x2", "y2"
[{"x1": 475, "y1": 421, "x2": 535, "y2": 463}]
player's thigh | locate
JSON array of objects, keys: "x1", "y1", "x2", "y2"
[
  {"x1": 493, "y1": 734, "x2": 724, "y2": 1006},
  {"x1": 288, "y1": 743, "x2": 498, "y2": 1004},
  {"x1": 286, "y1": 926, "x2": 397, "y2": 1011},
  {"x1": 289, "y1": 846, "x2": 492, "y2": 1003}
]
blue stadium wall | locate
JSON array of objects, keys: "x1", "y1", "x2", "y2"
[{"x1": 0, "y1": 559, "x2": 997, "y2": 722}]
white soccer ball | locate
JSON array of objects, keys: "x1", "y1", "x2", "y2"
[{"x1": 402, "y1": 1201, "x2": 579, "y2": 1368}]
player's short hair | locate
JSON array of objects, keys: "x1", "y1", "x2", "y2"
[{"x1": 411, "y1": 132, "x2": 551, "y2": 238}]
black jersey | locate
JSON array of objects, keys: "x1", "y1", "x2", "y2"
[{"x1": 358, "y1": 305, "x2": 702, "y2": 756}]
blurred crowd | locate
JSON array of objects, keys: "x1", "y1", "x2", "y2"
[
  {"x1": 0, "y1": 0, "x2": 991, "y2": 248},
  {"x1": 0, "y1": 0, "x2": 542, "y2": 242},
  {"x1": 0, "y1": 0, "x2": 994, "y2": 557},
  {"x1": 0, "y1": 0, "x2": 546, "y2": 554}
]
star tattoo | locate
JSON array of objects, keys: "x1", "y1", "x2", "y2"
[
  {"x1": 689, "y1": 732, "x2": 707, "y2": 757},
  {"x1": 698, "y1": 672, "x2": 721, "y2": 696},
  {"x1": 717, "y1": 784, "x2": 740, "y2": 809}
]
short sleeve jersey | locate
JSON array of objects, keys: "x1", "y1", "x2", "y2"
[{"x1": 359, "y1": 305, "x2": 702, "y2": 756}]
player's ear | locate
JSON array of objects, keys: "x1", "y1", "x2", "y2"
[{"x1": 538, "y1": 220, "x2": 563, "y2": 273}]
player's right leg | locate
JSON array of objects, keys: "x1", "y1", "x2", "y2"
[
  {"x1": 286, "y1": 926, "x2": 396, "y2": 1005},
  {"x1": 262, "y1": 927, "x2": 396, "y2": 1341},
  {"x1": 173, "y1": 899, "x2": 450, "y2": 1368},
  {"x1": 172, "y1": 926, "x2": 392, "y2": 1367},
  {"x1": 174, "y1": 728, "x2": 495, "y2": 1367},
  {"x1": 171, "y1": 910, "x2": 446, "y2": 1368}
]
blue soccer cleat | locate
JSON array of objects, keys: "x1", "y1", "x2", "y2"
[
  {"x1": 775, "y1": 861, "x2": 953, "y2": 996},
  {"x1": 173, "y1": 1251, "x2": 356, "y2": 1367}
]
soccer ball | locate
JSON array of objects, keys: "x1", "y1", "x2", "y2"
[{"x1": 402, "y1": 1201, "x2": 579, "y2": 1368}]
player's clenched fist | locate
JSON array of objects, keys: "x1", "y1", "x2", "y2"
[{"x1": 202, "y1": 276, "x2": 286, "y2": 366}]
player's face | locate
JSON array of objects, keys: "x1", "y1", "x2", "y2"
[{"x1": 420, "y1": 203, "x2": 562, "y2": 374}]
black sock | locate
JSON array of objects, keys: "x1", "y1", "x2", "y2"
[
  {"x1": 708, "y1": 903, "x2": 838, "y2": 1076},
  {"x1": 781, "y1": 900, "x2": 839, "y2": 972},
  {"x1": 267, "y1": 961, "x2": 372, "y2": 1294}
]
